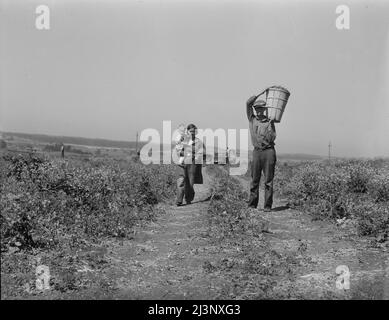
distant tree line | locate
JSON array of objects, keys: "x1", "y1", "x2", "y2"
[
  {"x1": 43, "y1": 143, "x2": 90, "y2": 155},
  {"x1": 5, "y1": 132, "x2": 144, "y2": 149}
]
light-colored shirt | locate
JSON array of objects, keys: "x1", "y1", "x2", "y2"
[
  {"x1": 246, "y1": 96, "x2": 276, "y2": 150},
  {"x1": 183, "y1": 137, "x2": 206, "y2": 164}
]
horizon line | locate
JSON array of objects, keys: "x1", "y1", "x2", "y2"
[{"x1": 1, "y1": 130, "x2": 388, "y2": 159}]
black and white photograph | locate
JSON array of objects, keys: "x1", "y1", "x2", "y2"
[{"x1": 0, "y1": 0, "x2": 388, "y2": 304}]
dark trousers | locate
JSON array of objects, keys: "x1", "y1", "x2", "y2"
[
  {"x1": 248, "y1": 148, "x2": 276, "y2": 209},
  {"x1": 176, "y1": 171, "x2": 195, "y2": 205}
]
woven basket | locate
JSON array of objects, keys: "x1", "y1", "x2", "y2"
[{"x1": 265, "y1": 86, "x2": 290, "y2": 123}]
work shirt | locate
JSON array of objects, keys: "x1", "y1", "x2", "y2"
[
  {"x1": 181, "y1": 137, "x2": 206, "y2": 185},
  {"x1": 246, "y1": 96, "x2": 276, "y2": 150},
  {"x1": 183, "y1": 137, "x2": 206, "y2": 164}
]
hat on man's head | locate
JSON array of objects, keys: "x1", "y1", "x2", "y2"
[
  {"x1": 253, "y1": 99, "x2": 267, "y2": 108},
  {"x1": 187, "y1": 123, "x2": 197, "y2": 131}
]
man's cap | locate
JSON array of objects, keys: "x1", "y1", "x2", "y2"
[
  {"x1": 187, "y1": 123, "x2": 197, "y2": 130},
  {"x1": 253, "y1": 99, "x2": 267, "y2": 108}
]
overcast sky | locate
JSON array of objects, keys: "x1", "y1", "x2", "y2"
[{"x1": 1, "y1": 0, "x2": 388, "y2": 157}]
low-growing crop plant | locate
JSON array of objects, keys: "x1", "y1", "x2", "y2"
[
  {"x1": 272, "y1": 159, "x2": 389, "y2": 240},
  {"x1": 1, "y1": 151, "x2": 180, "y2": 298},
  {"x1": 206, "y1": 166, "x2": 308, "y2": 299}
]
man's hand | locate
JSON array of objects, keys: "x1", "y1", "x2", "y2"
[
  {"x1": 246, "y1": 95, "x2": 258, "y2": 107},
  {"x1": 246, "y1": 95, "x2": 257, "y2": 120}
]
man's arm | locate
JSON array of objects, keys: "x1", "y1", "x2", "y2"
[
  {"x1": 246, "y1": 95, "x2": 257, "y2": 120},
  {"x1": 202, "y1": 143, "x2": 207, "y2": 164},
  {"x1": 270, "y1": 120, "x2": 276, "y2": 132}
]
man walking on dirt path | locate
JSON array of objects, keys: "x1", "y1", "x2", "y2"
[
  {"x1": 176, "y1": 124, "x2": 206, "y2": 206},
  {"x1": 246, "y1": 93, "x2": 277, "y2": 212}
]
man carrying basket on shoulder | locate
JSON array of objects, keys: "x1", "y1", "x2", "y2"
[{"x1": 246, "y1": 92, "x2": 277, "y2": 212}]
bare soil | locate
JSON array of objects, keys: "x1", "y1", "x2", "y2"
[{"x1": 97, "y1": 169, "x2": 388, "y2": 299}]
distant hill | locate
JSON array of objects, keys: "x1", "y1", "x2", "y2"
[
  {"x1": 2, "y1": 131, "x2": 329, "y2": 161},
  {"x1": 2, "y1": 132, "x2": 145, "y2": 149},
  {"x1": 245, "y1": 149, "x2": 325, "y2": 161}
]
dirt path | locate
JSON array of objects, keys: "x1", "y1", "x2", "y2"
[
  {"x1": 102, "y1": 169, "x2": 388, "y2": 300},
  {"x1": 104, "y1": 171, "x2": 233, "y2": 299}
]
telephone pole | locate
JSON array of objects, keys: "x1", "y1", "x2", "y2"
[
  {"x1": 328, "y1": 141, "x2": 332, "y2": 161},
  {"x1": 135, "y1": 131, "x2": 139, "y2": 153}
]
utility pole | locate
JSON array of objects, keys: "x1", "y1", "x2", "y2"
[
  {"x1": 134, "y1": 131, "x2": 140, "y2": 160},
  {"x1": 328, "y1": 141, "x2": 332, "y2": 161},
  {"x1": 136, "y1": 131, "x2": 140, "y2": 154}
]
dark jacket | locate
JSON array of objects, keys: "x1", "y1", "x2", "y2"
[{"x1": 184, "y1": 164, "x2": 203, "y2": 184}]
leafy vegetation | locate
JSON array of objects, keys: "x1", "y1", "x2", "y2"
[
  {"x1": 205, "y1": 159, "x2": 388, "y2": 298},
  {"x1": 0, "y1": 151, "x2": 179, "y2": 298},
  {"x1": 2, "y1": 147, "x2": 387, "y2": 299},
  {"x1": 274, "y1": 159, "x2": 389, "y2": 241}
]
